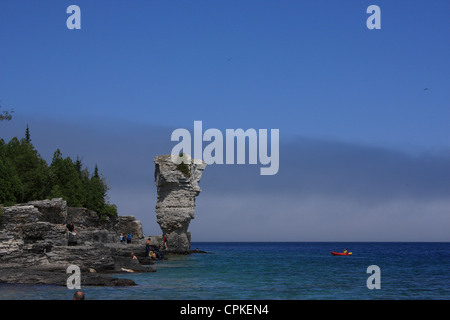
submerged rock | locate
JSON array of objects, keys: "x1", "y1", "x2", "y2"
[{"x1": 154, "y1": 154, "x2": 206, "y2": 253}]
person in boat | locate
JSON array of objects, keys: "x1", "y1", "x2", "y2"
[{"x1": 343, "y1": 249, "x2": 348, "y2": 254}]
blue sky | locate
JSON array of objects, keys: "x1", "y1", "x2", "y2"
[{"x1": 1, "y1": 1, "x2": 449, "y2": 241}]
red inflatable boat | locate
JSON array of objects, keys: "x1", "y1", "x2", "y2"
[{"x1": 331, "y1": 251, "x2": 352, "y2": 256}]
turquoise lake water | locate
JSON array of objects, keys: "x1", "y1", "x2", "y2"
[{"x1": 0, "y1": 242, "x2": 449, "y2": 300}]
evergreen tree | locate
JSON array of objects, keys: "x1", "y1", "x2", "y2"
[
  {"x1": 0, "y1": 126, "x2": 117, "y2": 217},
  {"x1": 48, "y1": 149, "x2": 85, "y2": 207},
  {"x1": 85, "y1": 164, "x2": 116, "y2": 218},
  {"x1": 93, "y1": 164, "x2": 99, "y2": 178},
  {"x1": 48, "y1": 184, "x2": 64, "y2": 199},
  {"x1": 4, "y1": 136, "x2": 49, "y2": 202},
  {"x1": 73, "y1": 157, "x2": 90, "y2": 208},
  {"x1": 74, "y1": 156, "x2": 83, "y2": 175},
  {"x1": 86, "y1": 173, "x2": 106, "y2": 214},
  {"x1": 0, "y1": 140, "x2": 23, "y2": 205},
  {"x1": 25, "y1": 124, "x2": 31, "y2": 143}
]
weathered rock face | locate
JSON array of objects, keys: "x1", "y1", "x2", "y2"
[
  {"x1": 66, "y1": 207, "x2": 145, "y2": 244},
  {"x1": 154, "y1": 154, "x2": 206, "y2": 253},
  {"x1": 0, "y1": 198, "x2": 152, "y2": 286}
]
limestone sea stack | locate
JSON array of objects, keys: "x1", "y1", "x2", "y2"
[{"x1": 154, "y1": 154, "x2": 206, "y2": 253}]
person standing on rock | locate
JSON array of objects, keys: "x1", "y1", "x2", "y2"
[
  {"x1": 66, "y1": 221, "x2": 78, "y2": 246},
  {"x1": 162, "y1": 233, "x2": 168, "y2": 250},
  {"x1": 66, "y1": 221, "x2": 76, "y2": 233},
  {"x1": 145, "y1": 238, "x2": 151, "y2": 256}
]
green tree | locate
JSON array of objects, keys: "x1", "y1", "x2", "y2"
[
  {"x1": 4, "y1": 136, "x2": 49, "y2": 202},
  {"x1": 48, "y1": 184, "x2": 64, "y2": 199},
  {"x1": 86, "y1": 173, "x2": 106, "y2": 214},
  {"x1": 0, "y1": 126, "x2": 118, "y2": 216},
  {"x1": 93, "y1": 164, "x2": 99, "y2": 178},
  {"x1": 85, "y1": 164, "x2": 116, "y2": 218},
  {"x1": 176, "y1": 153, "x2": 191, "y2": 177},
  {"x1": 74, "y1": 156, "x2": 83, "y2": 175},
  {"x1": 25, "y1": 124, "x2": 31, "y2": 143},
  {"x1": 0, "y1": 139, "x2": 23, "y2": 205},
  {"x1": 48, "y1": 149, "x2": 86, "y2": 207}
]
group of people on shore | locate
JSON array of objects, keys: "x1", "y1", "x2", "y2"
[
  {"x1": 145, "y1": 237, "x2": 165, "y2": 261},
  {"x1": 65, "y1": 221, "x2": 169, "y2": 262},
  {"x1": 120, "y1": 233, "x2": 132, "y2": 244},
  {"x1": 122, "y1": 235, "x2": 167, "y2": 261}
]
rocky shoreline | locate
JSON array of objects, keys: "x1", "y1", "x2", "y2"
[
  {"x1": 0, "y1": 199, "x2": 164, "y2": 287},
  {"x1": 0, "y1": 156, "x2": 208, "y2": 288}
]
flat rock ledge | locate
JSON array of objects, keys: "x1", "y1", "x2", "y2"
[
  {"x1": 0, "y1": 199, "x2": 158, "y2": 287},
  {"x1": 0, "y1": 263, "x2": 136, "y2": 287}
]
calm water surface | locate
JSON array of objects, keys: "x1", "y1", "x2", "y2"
[{"x1": 0, "y1": 242, "x2": 449, "y2": 300}]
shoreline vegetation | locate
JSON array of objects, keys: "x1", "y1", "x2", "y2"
[
  {"x1": 0, "y1": 124, "x2": 117, "y2": 220},
  {"x1": 0, "y1": 120, "x2": 137, "y2": 286},
  {"x1": 0, "y1": 120, "x2": 208, "y2": 288}
]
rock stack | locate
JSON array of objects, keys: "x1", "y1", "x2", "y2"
[{"x1": 154, "y1": 154, "x2": 206, "y2": 253}]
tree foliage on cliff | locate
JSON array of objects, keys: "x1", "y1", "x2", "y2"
[
  {"x1": 176, "y1": 153, "x2": 191, "y2": 177},
  {"x1": 0, "y1": 104, "x2": 13, "y2": 122},
  {"x1": 0, "y1": 126, "x2": 117, "y2": 218}
]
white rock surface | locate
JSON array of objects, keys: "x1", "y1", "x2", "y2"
[{"x1": 154, "y1": 154, "x2": 206, "y2": 253}]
